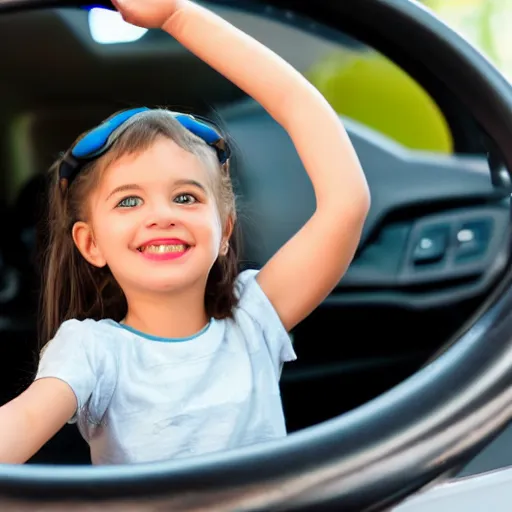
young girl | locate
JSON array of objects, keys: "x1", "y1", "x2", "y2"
[{"x1": 0, "y1": 0, "x2": 369, "y2": 465}]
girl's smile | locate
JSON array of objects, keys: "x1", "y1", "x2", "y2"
[{"x1": 137, "y1": 238, "x2": 192, "y2": 261}]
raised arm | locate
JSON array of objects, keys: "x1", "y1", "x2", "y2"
[
  {"x1": 115, "y1": 0, "x2": 371, "y2": 331},
  {"x1": 0, "y1": 378, "x2": 76, "y2": 464}
]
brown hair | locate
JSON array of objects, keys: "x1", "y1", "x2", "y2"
[{"x1": 39, "y1": 109, "x2": 240, "y2": 347}]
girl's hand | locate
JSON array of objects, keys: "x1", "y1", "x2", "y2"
[{"x1": 111, "y1": 0, "x2": 183, "y2": 29}]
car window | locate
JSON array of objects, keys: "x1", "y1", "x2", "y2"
[
  {"x1": 206, "y1": 4, "x2": 454, "y2": 154},
  {"x1": 424, "y1": 0, "x2": 512, "y2": 82},
  {"x1": 304, "y1": 48, "x2": 453, "y2": 154}
]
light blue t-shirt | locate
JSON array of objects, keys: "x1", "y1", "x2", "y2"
[{"x1": 35, "y1": 270, "x2": 297, "y2": 465}]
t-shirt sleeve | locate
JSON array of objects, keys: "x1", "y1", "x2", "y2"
[
  {"x1": 234, "y1": 269, "x2": 297, "y2": 373},
  {"x1": 35, "y1": 319, "x2": 98, "y2": 424}
]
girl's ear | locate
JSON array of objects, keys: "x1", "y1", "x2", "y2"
[
  {"x1": 220, "y1": 215, "x2": 235, "y2": 256},
  {"x1": 72, "y1": 221, "x2": 107, "y2": 268}
]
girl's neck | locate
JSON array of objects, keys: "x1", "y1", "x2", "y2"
[{"x1": 122, "y1": 285, "x2": 210, "y2": 339}]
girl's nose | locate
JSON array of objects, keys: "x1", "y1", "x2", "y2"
[{"x1": 145, "y1": 203, "x2": 179, "y2": 229}]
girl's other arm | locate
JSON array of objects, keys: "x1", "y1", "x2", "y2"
[{"x1": 0, "y1": 378, "x2": 76, "y2": 464}]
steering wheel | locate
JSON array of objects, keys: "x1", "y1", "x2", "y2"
[{"x1": 2, "y1": 0, "x2": 512, "y2": 510}]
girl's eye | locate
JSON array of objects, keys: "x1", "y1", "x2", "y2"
[
  {"x1": 174, "y1": 193, "x2": 197, "y2": 205},
  {"x1": 117, "y1": 196, "x2": 143, "y2": 208}
]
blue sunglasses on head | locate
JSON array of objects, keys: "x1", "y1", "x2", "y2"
[{"x1": 58, "y1": 107, "x2": 231, "y2": 189}]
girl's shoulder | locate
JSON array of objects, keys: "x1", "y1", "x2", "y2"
[
  {"x1": 234, "y1": 268, "x2": 278, "y2": 318},
  {"x1": 232, "y1": 269, "x2": 297, "y2": 367},
  {"x1": 52, "y1": 317, "x2": 118, "y2": 341},
  {"x1": 39, "y1": 318, "x2": 121, "y2": 390},
  {"x1": 42, "y1": 317, "x2": 121, "y2": 358},
  {"x1": 37, "y1": 318, "x2": 121, "y2": 427},
  {"x1": 54, "y1": 317, "x2": 103, "y2": 333}
]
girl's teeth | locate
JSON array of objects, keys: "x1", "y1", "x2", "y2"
[{"x1": 143, "y1": 244, "x2": 187, "y2": 253}]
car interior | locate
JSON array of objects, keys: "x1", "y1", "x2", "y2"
[{"x1": 0, "y1": 3, "x2": 510, "y2": 472}]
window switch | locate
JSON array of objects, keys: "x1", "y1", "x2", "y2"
[
  {"x1": 412, "y1": 226, "x2": 449, "y2": 264},
  {"x1": 455, "y1": 219, "x2": 492, "y2": 261}
]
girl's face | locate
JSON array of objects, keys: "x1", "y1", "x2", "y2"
[{"x1": 72, "y1": 136, "x2": 231, "y2": 296}]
